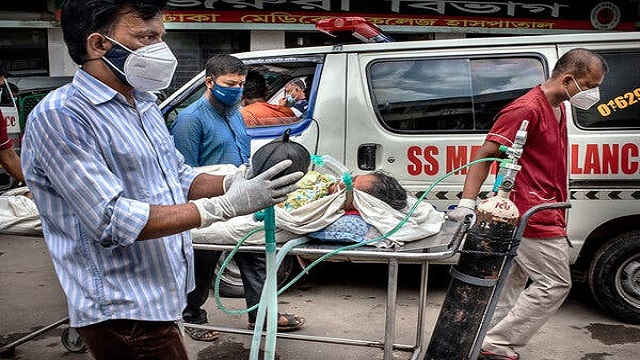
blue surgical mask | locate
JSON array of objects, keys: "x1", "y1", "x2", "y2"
[
  {"x1": 286, "y1": 94, "x2": 295, "y2": 103},
  {"x1": 212, "y1": 83, "x2": 243, "y2": 106}
]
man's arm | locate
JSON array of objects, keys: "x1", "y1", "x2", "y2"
[
  {"x1": 139, "y1": 202, "x2": 201, "y2": 240},
  {"x1": 448, "y1": 140, "x2": 503, "y2": 222},
  {"x1": 460, "y1": 140, "x2": 502, "y2": 200},
  {"x1": 0, "y1": 147, "x2": 25, "y2": 183},
  {"x1": 187, "y1": 172, "x2": 225, "y2": 200}
]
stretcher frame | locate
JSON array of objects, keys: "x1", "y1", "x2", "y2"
[{"x1": 186, "y1": 219, "x2": 470, "y2": 360}]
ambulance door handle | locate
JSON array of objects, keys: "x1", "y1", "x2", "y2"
[{"x1": 358, "y1": 143, "x2": 377, "y2": 170}]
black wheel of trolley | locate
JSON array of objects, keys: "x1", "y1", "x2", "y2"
[{"x1": 61, "y1": 328, "x2": 87, "y2": 353}]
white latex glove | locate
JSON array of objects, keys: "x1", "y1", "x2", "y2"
[
  {"x1": 222, "y1": 164, "x2": 252, "y2": 193},
  {"x1": 447, "y1": 198, "x2": 477, "y2": 223},
  {"x1": 193, "y1": 160, "x2": 302, "y2": 228}
]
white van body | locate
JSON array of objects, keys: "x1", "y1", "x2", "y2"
[{"x1": 161, "y1": 32, "x2": 640, "y2": 323}]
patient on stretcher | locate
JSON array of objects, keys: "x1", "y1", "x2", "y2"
[
  {"x1": 280, "y1": 170, "x2": 407, "y2": 212},
  {"x1": 191, "y1": 165, "x2": 446, "y2": 248}
]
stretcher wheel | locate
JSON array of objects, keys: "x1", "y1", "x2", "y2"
[{"x1": 61, "y1": 328, "x2": 87, "y2": 353}]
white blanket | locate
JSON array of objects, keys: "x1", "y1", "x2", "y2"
[{"x1": 0, "y1": 187, "x2": 42, "y2": 235}]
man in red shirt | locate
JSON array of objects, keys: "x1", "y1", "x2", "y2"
[
  {"x1": 449, "y1": 48, "x2": 607, "y2": 360},
  {"x1": 0, "y1": 109, "x2": 25, "y2": 184}
]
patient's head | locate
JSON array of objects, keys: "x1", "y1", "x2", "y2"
[{"x1": 331, "y1": 171, "x2": 407, "y2": 211}]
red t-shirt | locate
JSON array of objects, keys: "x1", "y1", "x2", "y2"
[
  {"x1": 486, "y1": 85, "x2": 568, "y2": 238},
  {"x1": 0, "y1": 109, "x2": 12, "y2": 151}
]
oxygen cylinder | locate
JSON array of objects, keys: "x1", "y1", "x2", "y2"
[
  {"x1": 425, "y1": 121, "x2": 529, "y2": 360},
  {"x1": 424, "y1": 196, "x2": 519, "y2": 359}
]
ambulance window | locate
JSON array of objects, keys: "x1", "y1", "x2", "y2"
[
  {"x1": 574, "y1": 52, "x2": 640, "y2": 130},
  {"x1": 369, "y1": 57, "x2": 544, "y2": 133}
]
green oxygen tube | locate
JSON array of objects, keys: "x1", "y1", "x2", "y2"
[
  {"x1": 248, "y1": 128, "x2": 311, "y2": 360},
  {"x1": 250, "y1": 205, "x2": 278, "y2": 360}
]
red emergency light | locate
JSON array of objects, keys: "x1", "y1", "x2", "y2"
[{"x1": 315, "y1": 17, "x2": 394, "y2": 43}]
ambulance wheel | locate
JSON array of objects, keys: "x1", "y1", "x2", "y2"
[
  {"x1": 213, "y1": 253, "x2": 298, "y2": 298},
  {"x1": 61, "y1": 328, "x2": 87, "y2": 353},
  {"x1": 589, "y1": 231, "x2": 640, "y2": 324}
]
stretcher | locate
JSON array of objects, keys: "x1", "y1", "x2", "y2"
[
  {"x1": 187, "y1": 218, "x2": 471, "y2": 360},
  {"x1": 0, "y1": 184, "x2": 462, "y2": 359}
]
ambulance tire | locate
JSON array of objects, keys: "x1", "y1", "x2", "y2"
[
  {"x1": 588, "y1": 231, "x2": 640, "y2": 324},
  {"x1": 212, "y1": 253, "x2": 298, "y2": 298}
]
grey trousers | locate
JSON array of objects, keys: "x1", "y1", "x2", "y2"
[{"x1": 482, "y1": 236, "x2": 572, "y2": 357}]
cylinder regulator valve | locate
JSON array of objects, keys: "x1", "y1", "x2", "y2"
[{"x1": 476, "y1": 120, "x2": 529, "y2": 226}]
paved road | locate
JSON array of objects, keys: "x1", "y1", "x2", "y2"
[{"x1": 1, "y1": 235, "x2": 639, "y2": 360}]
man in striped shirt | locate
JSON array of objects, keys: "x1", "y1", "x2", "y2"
[{"x1": 19, "y1": 1, "x2": 302, "y2": 359}]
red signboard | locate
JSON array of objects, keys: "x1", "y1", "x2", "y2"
[
  {"x1": 162, "y1": 9, "x2": 634, "y2": 31},
  {"x1": 55, "y1": 1, "x2": 635, "y2": 32}
]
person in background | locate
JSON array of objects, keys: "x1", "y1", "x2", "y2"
[
  {"x1": 20, "y1": 1, "x2": 302, "y2": 359},
  {"x1": 279, "y1": 78, "x2": 308, "y2": 117},
  {"x1": 0, "y1": 108, "x2": 25, "y2": 184},
  {"x1": 448, "y1": 48, "x2": 607, "y2": 360},
  {"x1": 171, "y1": 55, "x2": 305, "y2": 341},
  {"x1": 240, "y1": 70, "x2": 296, "y2": 127}
]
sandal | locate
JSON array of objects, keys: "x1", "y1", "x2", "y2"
[
  {"x1": 185, "y1": 327, "x2": 220, "y2": 342},
  {"x1": 248, "y1": 313, "x2": 305, "y2": 332}
]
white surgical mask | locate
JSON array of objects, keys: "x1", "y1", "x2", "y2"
[
  {"x1": 566, "y1": 77, "x2": 600, "y2": 110},
  {"x1": 102, "y1": 37, "x2": 178, "y2": 92}
]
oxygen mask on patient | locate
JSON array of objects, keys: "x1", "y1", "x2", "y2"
[
  {"x1": 309, "y1": 154, "x2": 354, "y2": 210},
  {"x1": 310, "y1": 154, "x2": 353, "y2": 191}
]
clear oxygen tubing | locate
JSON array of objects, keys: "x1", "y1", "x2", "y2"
[
  {"x1": 215, "y1": 156, "x2": 507, "y2": 310},
  {"x1": 214, "y1": 156, "x2": 507, "y2": 358},
  {"x1": 273, "y1": 156, "x2": 507, "y2": 295},
  {"x1": 213, "y1": 232, "x2": 311, "y2": 315},
  {"x1": 262, "y1": 206, "x2": 278, "y2": 360}
]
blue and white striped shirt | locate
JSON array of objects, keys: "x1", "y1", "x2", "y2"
[{"x1": 21, "y1": 69, "x2": 198, "y2": 327}]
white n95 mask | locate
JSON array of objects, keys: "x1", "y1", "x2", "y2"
[
  {"x1": 567, "y1": 77, "x2": 600, "y2": 110},
  {"x1": 102, "y1": 37, "x2": 178, "y2": 92}
]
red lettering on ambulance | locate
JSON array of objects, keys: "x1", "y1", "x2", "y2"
[
  {"x1": 622, "y1": 143, "x2": 639, "y2": 174},
  {"x1": 4, "y1": 115, "x2": 16, "y2": 127},
  {"x1": 446, "y1": 146, "x2": 468, "y2": 175},
  {"x1": 407, "y1": 146, "x2": 439, "y2": 176},
  {"x1": 583, "y1": 144, "x2": 601, "y2": 174},
  {"x1": 571, "y1": 144, "x2": 581, "y2": 174},
  {"x1": 602, "y1": 144, "x2": 619, "y2": 174},
  {"x1": 407, "y1": 146, "x2": 422, "y2": 176},
  {"x1": 423, "y1": 146, "x2": 439, "y2": 175},
  {"x1": 571, "y1": 143, "x2": 639, "y2": 175}
]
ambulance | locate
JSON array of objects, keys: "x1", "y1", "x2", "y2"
[{"x1": 161, "y1": 30, "x2": 640, "y2": 324}]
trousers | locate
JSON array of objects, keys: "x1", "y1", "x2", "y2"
[
  {"x1": 482, "y1": 236, "x2": 572, "y2": 357},
  {"x1": 76, "y1": 319, "x2": 188, "y2": 360},
  {"x1": 183, "y1": 249, "x2": 266, "y2": 324}
]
